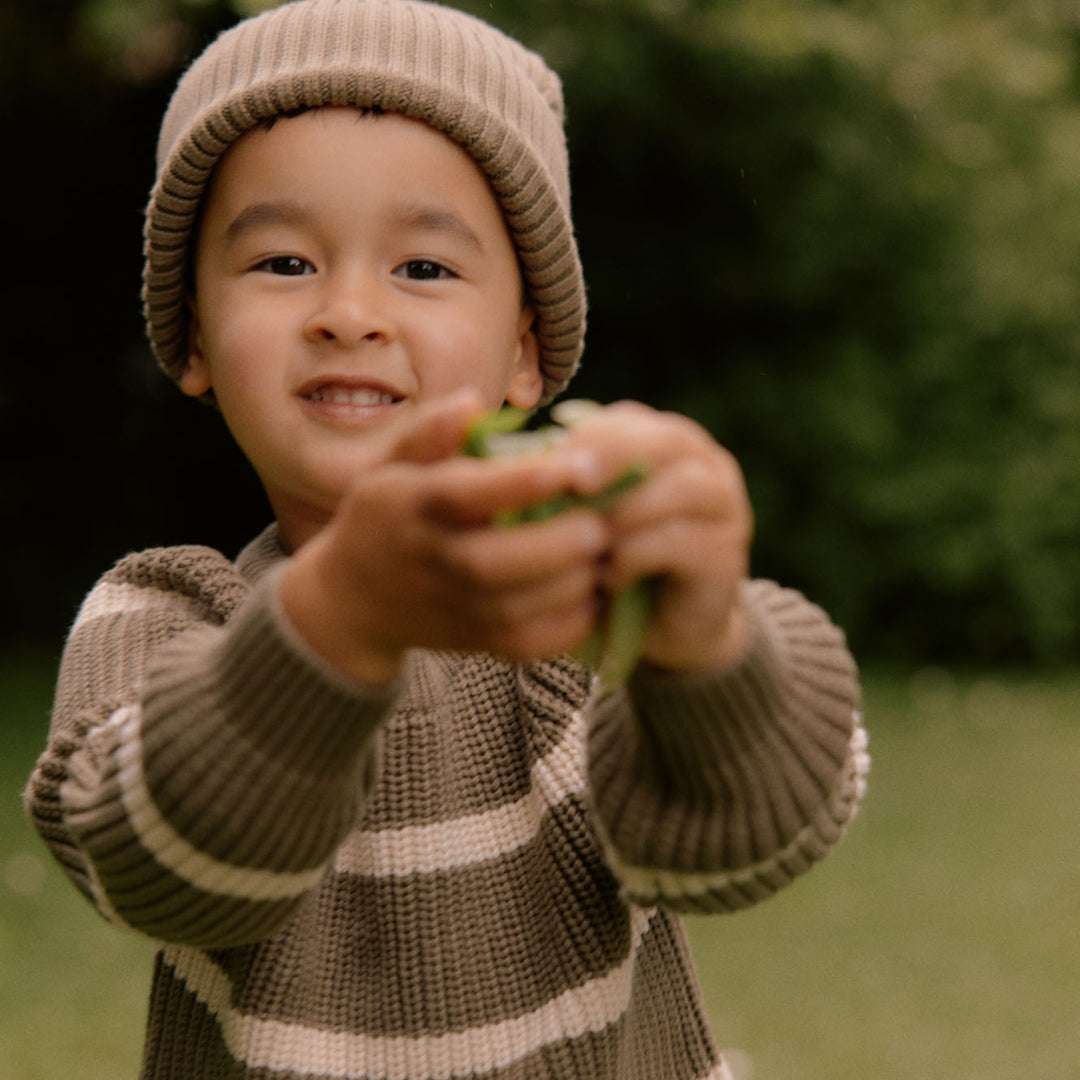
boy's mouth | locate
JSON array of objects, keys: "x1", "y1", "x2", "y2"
[
  {"x1": 305, "y1": 386, "x2": 400, "y2": 406},
  {"x1": 299, "y1": 378, "x2": 406, "y2": 422}
]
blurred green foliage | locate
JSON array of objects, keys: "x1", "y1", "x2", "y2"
[{"x1": 2, "y1": 0, "x2": 1078, "y2": 664}]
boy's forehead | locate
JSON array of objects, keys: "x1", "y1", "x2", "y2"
[
  {"x1": 201, "y1": 109, "x2": 507, "y2": 252},
  {"x1": 213, "y1": 108, "x2": 481, "y2": 190}
]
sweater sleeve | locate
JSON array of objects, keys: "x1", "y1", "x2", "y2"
[
  {"x1": 23, "y1": 545, "x2": 396, "y2": 947},
  {"x1": 586, "y1": 578, "x2": 869, "y2": 913}
]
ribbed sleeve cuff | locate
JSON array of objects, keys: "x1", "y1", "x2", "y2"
[{"x1": 587, "y1": 580, "x2": 866, "y2": 908}]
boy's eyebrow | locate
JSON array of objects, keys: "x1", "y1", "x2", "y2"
[
  {"x1": 224, "y1": 200, "x2": 312, "y2": 240},
  {"x1": 221, "y1": 198, "x2": 486, "y2": 253},
  {"x1": 389, "y1": 202, "x2": 485, "y2": 254}
]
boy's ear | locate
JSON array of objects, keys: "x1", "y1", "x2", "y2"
[
  {"x1": 178, "y1": 298, "x2": 213, "y2": 398},
  {"x1": 504, "y1": 304, "x2": 543, "y2": 409}
]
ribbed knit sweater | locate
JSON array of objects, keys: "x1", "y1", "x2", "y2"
[{"x1": 25, "y1": 524, "x2": 868, "y2": 1080}]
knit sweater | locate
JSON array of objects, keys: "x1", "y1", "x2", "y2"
[{"x1": 25, "y1": 524, "x2": 869, "y2": 1080}]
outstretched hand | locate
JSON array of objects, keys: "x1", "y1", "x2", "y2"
[
  {"x1": 556, "y1": 401, "x2": 753, "y2": 674},
  {"x1": 279, "y1": 392, "x2": 612, "y2": 684}
]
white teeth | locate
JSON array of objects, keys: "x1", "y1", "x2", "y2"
[{"x1": 309, "y1": 387, "x2": 397, "y2": 405}]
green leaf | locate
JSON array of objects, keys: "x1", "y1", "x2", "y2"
[
  {"x1": 461, "y1": 405, "x2": 531, "y2": 457},
  {"x1": 462, "y1": 403, "x2": 655, "y2": 684},
  {"x1": 579, "y1": 578, "x2": 657, "y2": 690}
]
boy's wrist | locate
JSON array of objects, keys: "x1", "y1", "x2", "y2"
[
  {"x1": 642, "y1": 595, "x2": 748, "y2": 676},
  {"x1": 278, "y1": 548, "x2": 405, "y2": 687},
  {"x1": 693, "y1": 599, "x2": 748, "y2": 671}
]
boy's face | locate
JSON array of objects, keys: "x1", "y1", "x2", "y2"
[{"x1": 182, "y1": 108, "x2": 542, "y2": 531}]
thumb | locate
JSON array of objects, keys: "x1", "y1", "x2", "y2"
[{"x1": 384, "y1": 390, "x2": 486, "y2": 466}]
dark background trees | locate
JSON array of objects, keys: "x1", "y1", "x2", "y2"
[{"x1": 3, "y1": 0, "x2": 1079, "y2": 665}]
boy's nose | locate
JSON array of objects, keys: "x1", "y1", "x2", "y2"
[{"x1": 303, "y1": 274, "x2": 394, "y2": 347}]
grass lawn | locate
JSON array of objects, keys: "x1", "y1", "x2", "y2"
[
  {"x1": 1, "y1": 646, "x2": 154, "y2": 1080},
  {"x1": 3, "y1": 646, "x2": 1079, "y2": 1079},
  {"x1": 686, "y1": 668, "x2": 1080, "y2": 1080}
]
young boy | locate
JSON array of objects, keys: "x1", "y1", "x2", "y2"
[{"x1": 25, "y1": 2, "x2": 869, "y2": 1078}]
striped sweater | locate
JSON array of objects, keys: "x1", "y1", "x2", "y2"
[{"x1": 25, "y1": 524, "x2": 868, "y2": 1080}]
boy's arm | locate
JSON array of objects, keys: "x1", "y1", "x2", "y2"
[
  {"x1": 586, "y1": 578, "x2": 868, "y2": 912},
  {"x1": 24, "y1": 545, "x2": 396, "y2": 947},
  {"x1": 545, "y1": 402, "x2": 866, "y2": 910}
]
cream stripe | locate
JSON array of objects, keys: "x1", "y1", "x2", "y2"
[
  {"x1": 83, "y1": 850, "x2": 128, "y2": 928},
  {"x1": 850, "y1": 717, "x2": 871, "y2": 802},
  {"x1": 604, "y1": 714, "x2": 871, "y2": 904},
  {"x1": 112, "y1": 705, "x2": 326, "y2": 901},
  {"x1": 73, "y1": 580, "x2": 199, "y2": 628},
  {"x1": 109, "y1": 700, "x2": 589, "y2": 900},
  {"x1": 335, "y1": 707, "x2": 588, "y2": 877},
  {"x1": 161, "y1": 905, "x2": 658, "y2": 1078},
  {"x1": 74, "y1": 707, "x2": 136, "y2": 927}
]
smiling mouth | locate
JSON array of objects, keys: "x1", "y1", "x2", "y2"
[{"x1": 305, "y1": 387, "x2": 402, "y2": 406}]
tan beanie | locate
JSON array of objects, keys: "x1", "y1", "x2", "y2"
[{"x1": 143, "y1": 0, "x2": 585, "y2": 403}]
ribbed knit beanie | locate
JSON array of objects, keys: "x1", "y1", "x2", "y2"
[{"x1": 143, "y1": 0, "x2": 584, "y2": 403}]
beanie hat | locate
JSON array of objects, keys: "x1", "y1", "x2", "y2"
[{"x1": 143, "y1": 0, "x2": 585, "y2": 403}]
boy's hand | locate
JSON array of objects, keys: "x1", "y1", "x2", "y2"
[
  {"x1": 279, "y1": 392, "x2": 610, "y2": 685},
  {"x1": 558, "y1": 401, "x2": 754, "y2": 673}
]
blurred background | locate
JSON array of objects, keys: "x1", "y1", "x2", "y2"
[
  {"x1": 3, "y1": 0, "x2": 1080, "y2": 664},
  {"x1": 2, "y1": 1, "x2": 1079, "y2": 1078}
]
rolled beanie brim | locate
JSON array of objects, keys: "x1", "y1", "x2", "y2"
[{"x1": 142, "y1": 0, "x2": 585, "y2": 403}]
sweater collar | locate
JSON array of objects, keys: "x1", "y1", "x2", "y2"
[{"x1": 235, "y1": 523, "x2": 288, "y2": 584}]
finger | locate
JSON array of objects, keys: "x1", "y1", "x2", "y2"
[
  {"x1": 606, "y1": 453, "x2": 752, "y2": 534},
  {"x1": 559, "y1": 402, "x2": 716, "y2": 493},
  {"x1": 389, "y1": 389, "x2": 485, "y2": 465},
  {"x1": 468, "y1": 586, "x2": 603, "y2": 662},
  {"x1": 440, "y1": 508, "x2": 609, "y2": 588},
  {"x1": 408, "y1": 539, "x2": 601, "y2": 659},
  {"x1": 421, "y1": 449, "x2": 602, "y2": 526},
  {"x1": 604, "y1": 517, "x2": 749, "y2": 592},
  {"x1": 459, "y1": 561, "x2": 602, "y2": 634}
]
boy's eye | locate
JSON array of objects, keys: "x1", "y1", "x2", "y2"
[
  {"x1": 397, "y1": 259, "x2": 455, "y2": 281},
  {"x1": 255, "y1": 255, "x2": 314, "y2": 276}
]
